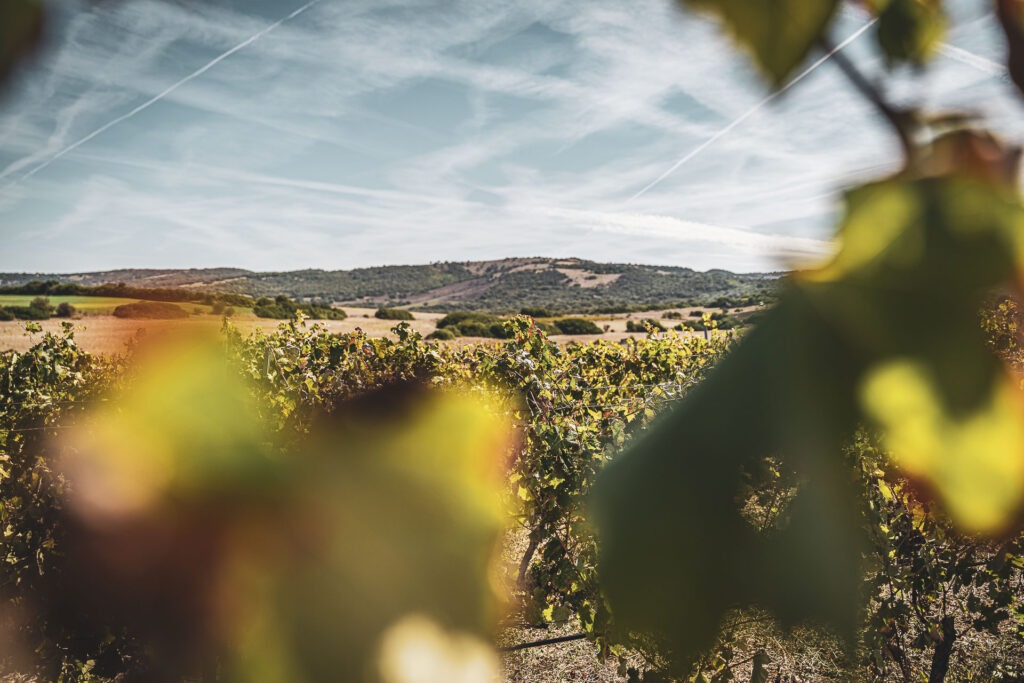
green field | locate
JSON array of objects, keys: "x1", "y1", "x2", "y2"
[{"x1": 0, "y1": 295, "x2": 224, "y2": 316}]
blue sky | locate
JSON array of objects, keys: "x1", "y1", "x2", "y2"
[{"x1": 0, "y1": 0, "x2": 1020, "y2": 274}]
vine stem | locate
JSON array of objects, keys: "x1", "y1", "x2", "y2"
[
  {"x1": 499, "y1": 633, "x2": 587, "y2": 652},
  {"x1": 818, "y1": 36, "x2": 914, "y2": 161}
]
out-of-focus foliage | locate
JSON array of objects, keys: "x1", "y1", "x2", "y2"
[
  {"x1": 998, "y1": 0, "x2": 1024, "y2": 97},
  {"x1": 0, "y1": 0, "x2": 43, "y2": 85},
  {"x1": 595, "y1": 0, "x2": 1024, "y2": 677},
  {"x1": 872, "y1": 0, "x2": 946, "y2": 66},
  {"x1": 3, "y1": 324, "x2": 515, "y2": 682}
]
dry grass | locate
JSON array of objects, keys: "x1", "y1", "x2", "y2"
[
  {"x1": 0, "y1": 307, "x2": 443, "y2": 354},
  {"x1": 0, "y1": 306, "x2": 759, "y2": 355}
]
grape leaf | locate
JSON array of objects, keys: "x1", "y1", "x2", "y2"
[
  {"x1": 593, "y1": 131, "x2": 1024, "y2": 671},
  {"x1": 874, "y1": 0, "x2": 946, "y2": 67}
]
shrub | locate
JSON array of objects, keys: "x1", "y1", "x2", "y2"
[
  {"x1": 626, "y1": 318, "x2": 666, "y2": 333},
  {"x1": 553, "y1": 318, "x2": 603, "y2": 335},
  {"x1": 435, "y1": 312, "x2": 506, "y2": 338},
  {"x1": 536, "y1": 321, "x2": 560, "y2": 335},
  {"x1": 0, "y1": 307, "x2": 14, "y2": 321},
  {"x1": 520, "y1": 306, "x2": 554, "y2": 318},
  {"x1": 664, "y1": 311, "x2": 683, "y2": 319},
  {"x1": 29, "y1": 297, "x2": 53, "y2": 317},
  {"x1": 254, "y1": 296, "x2": 345, "y2": 320},
  {"x1": 455, "y1": 321, "x2": 492, "y2": 338},
  {"x1": 55, "y1": 302, "x2": 76, "y2": 318},
  {"x1": 375, "y1": 307, "x2": 414, "y2": 321},
  {"x1": 5, "y1": 306, "x2": 50, "y2": 320},
  {"x1": 426, "y1": 328, "x2": 455, "y2": 340},
  {"x1": 211, "y1": 302, "x2": 226, "y2": 315},
  {"x1": 112, "y1": 301, "x2": 189, "y2": 319}
]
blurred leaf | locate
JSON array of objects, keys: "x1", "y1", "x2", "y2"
[
  {"x1": 873, "y1": 0, "x2": 945, "y2": 67},
  {"x1": 998, "y1": 0, "x2": 1024, "y2": 99},
  {"x1": 862, "y1": 360, "x2": 1024, "y2": 531},
  {"x1": 52, "y1": 340, "x2": 512, "y2": 682},
  {"x1": 593, "y1": 131, "x2": 1024, "y2": 671},
  {"x1": 677, "y1": 0, "x2": 839, "y2": 85},
  {"x1": 0, "y1": 0, "x2": 44, "y2": 86}
]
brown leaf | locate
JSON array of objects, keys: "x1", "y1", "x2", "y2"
[{"x1": 997, "y1": 0, "x2": 1024, "y2": 98}]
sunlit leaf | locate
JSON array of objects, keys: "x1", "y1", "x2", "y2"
[{"x1": 861, "y1": 360, "x2": 1024, "y2": 532}]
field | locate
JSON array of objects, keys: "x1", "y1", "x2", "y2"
[
  {"x1": 0, "y1": 305, "x2": 758, "y2": 354},
  {"x1": 0, "y1": 294, "x2": 157, "y2": 315}
]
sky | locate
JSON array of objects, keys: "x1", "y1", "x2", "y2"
[{"x1": 0, "y1": 0, "x2": 1021, "y2": 274}]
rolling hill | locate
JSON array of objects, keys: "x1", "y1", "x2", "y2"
[{"x1": 0, "y1": 258, "x2": 778, "y2": 313}]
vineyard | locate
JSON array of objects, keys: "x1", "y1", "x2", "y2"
[
  {"x1": 7, "y1": 0, "x2": 1024, "y2": 679},
  {"x1": 1, "y1": 314, "x2": 1022, "y2": 682}
]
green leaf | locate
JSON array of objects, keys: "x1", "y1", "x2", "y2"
[
  {"x1": 593, "y1": 132, "x2": 1024, "y2": 670},
  {"x1": 874, "y1": 0, "x2": 946, "y2": 67},
  {"x1": 679, "y1": 0, "x2": 839, "y2": 85}
]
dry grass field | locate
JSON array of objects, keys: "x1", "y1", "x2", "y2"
[{"x1": 0, "y1": 306, "x2": 757, "y2": 354}]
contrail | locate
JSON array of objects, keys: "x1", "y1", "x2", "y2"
[
  {"x1": 938, "y1": 43, "x2": 1006, "y2": 76},
  {"x1": 1, "y1": 0, "x2": 324, "y2": 185},
  {"x1": 626, "y1": 18, "x2": 877, "y2": 204}
]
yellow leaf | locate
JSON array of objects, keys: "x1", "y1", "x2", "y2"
[{"x1": 861, "y1": 359, "x2": 1024, "y2": 532}]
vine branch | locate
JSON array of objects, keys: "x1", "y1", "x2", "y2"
[
  {"x1": 818, "y1": 35, "x2": 914, "y2": 161},
  {"x1": 499, "y1": 633, "x2": 587, "y2": 652}
]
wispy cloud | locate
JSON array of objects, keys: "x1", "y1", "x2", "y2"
[{"x1": 0, "y1": 0, "x2": 1022, "y2": 274}]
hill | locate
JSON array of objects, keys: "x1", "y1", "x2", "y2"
[{"x1": 0, "y1": 258, "x2": 778, "y2": 313}]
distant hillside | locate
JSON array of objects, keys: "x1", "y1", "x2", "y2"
[{"x1": 0, "y1": 258, "x2": 779, "y2": 313}]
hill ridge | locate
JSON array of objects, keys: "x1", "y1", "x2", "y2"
[{"x1": 0, "y1": 257, "x2": 778, "y2": 313}]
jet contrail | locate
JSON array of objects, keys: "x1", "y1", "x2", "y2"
[
  {"x1": 1, "y1": 0, "x2": 324, "y2": 185},
  {"x1": 938, "y1": 43, "x2": 1006, "y2": 76},
  {"x1": 626, "y1": 18, "x2": 878, "y2": 204}
]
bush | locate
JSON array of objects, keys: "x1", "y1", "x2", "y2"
[
  {"x1": 553, "y1": 318, "x2": 603, "y2": 335},
  {"x1": 211, "y1": 302, "x2": 226, "y2": 315},
  {"x1": 254, "y1": 295, "x2": 346, "y2": 320},
  {"x1": 626, "y1": 318, "x2": 666, "y2": 333},
  {"x1": 664, "y1": 311, "x2": 683, "y2": 319},
  {"x1": 426, "y1": 328, "x2": 455, "y2": 340},
  {"x1": 536, "y1": 321, "x2": 560, "y2": 335},
  {"x1": 520, "y1": 306, "x2": 554, "y2": 318},
  {"x1": 112, "y1": 301, "x2": 189, "y2": 319},
  {"x1": 55, "y1": 302, "x2": 76, "y2": 318},
  {"x1": 455, "y1": 321, "x2": 492, "y2": 338},
  {"x1": 5, "y1": 306, "x2": 50, "y2": 320},
  {"x1": 0, "y1": 307, "x2": 14, "y2": 321},
  {"x1": 375, "y1": 307, "x2": 414, "y2": 321},
  {"x1": 435, "y1": 311, "x2": 506, "y2": 338},
  {"x1": 29, "y1": 297, "x2": 53, "y2": 317}
]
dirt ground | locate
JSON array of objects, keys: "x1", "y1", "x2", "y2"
[{"x1": 0, "y1": 306, "x2": 756, "y2": 354}]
